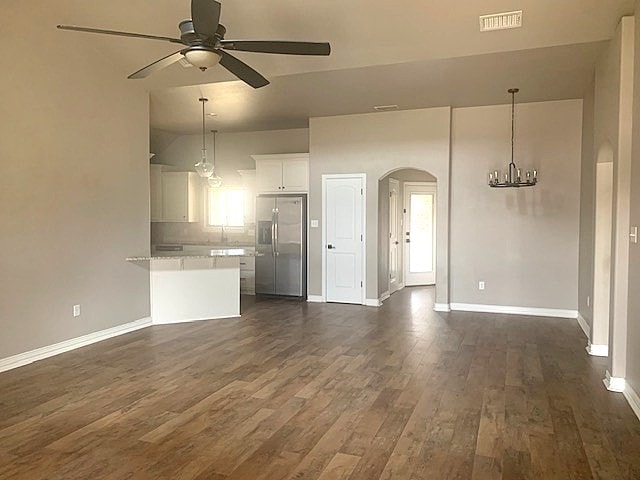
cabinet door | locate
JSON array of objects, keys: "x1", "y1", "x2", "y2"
[
  {"x1": 282, "y1": 157, "x2": 309, "y2": 192},
  {"x1": 256, "y1": 159, "x2": 283, "y2": 193},
  {"x1": 150, "y1": 165, "x2": 163, "y2": 222},
  {"x1": 162, "y1": 173, "x2": 189, "y2": 222}
]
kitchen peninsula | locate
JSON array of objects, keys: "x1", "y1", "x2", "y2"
[{"x1": 127, "y1": 248, "x2": 260, "y2": 325}]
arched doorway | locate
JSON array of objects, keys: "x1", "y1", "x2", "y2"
[{"x1": 378, "y1": 168, "x2": 439, "y2": 303}]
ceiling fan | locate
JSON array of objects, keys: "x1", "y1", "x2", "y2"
[{"x1": 57, "y1": 0, "x2": 331, "y2": 89}]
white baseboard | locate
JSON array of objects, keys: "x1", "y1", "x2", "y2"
[
  {"x1": 604, "y1": 370, "x2": 626, "y2": 392},
  {"x1": 586, "y1": 343, "x2": 609, "y2": 357},
  {"x1": 365, "y1": 298, "x2": 382, "y2": 307},
  {"x1": 379, "y1": 291, "x2": 390, "y2": 303},
  {"x1": 0, "y1": 317, "x2": 152, "y2": 374},
  {"x1": 153, "y1": 314, "x2": 241, "y2": 325},
  {"x1": 623, "y1": 382, "x2": 640, "y2": 422},
  {"x1": 577, "y1": 313, "x2": 590, "y2": 339},
  {"x1": 449, "y1": 303, "x2": 578, "y2": 319},
  {"x1": 434, "y1": 303, "x2": 451, "y2": 312},
  {"x1": 307, "y1": 295, "x2": 325, "y2": 303}
]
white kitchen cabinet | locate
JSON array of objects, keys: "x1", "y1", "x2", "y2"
[
  {"x1": 162, "y1": 171, "x2": 200, "y2": 222},
  {"x1": 150, "y1": 164, "x2": 164, "y2": 222},
  {"x1": 252, "y1": 153, "x2": 309, "y2": 193},
  {"x1": 239, "y1": 255, "x2": 256, "y2": 295}
]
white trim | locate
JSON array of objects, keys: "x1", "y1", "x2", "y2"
[
  {"x1": 0, "y1": 317, "x2": 152, "y2": 373},
  {"x1": 434, "y1": 303, "x2": 451, "y2": 312},
  {"x1": 623, "y1": 382, "x2": 640, "y2": 421},
  {"x1": 365, "y1": 298, "x2": 382, "y2": 307},
  {"x1": 153, "y1": 314, "x2": 240, "y2": 325},
  {"x1": 307, "y1": 295, "x2": 326, "y2": 303},
  {"x1": 380, "y1": 291, "x2": 390, "y2": 303},
  {"x1": 586, "y1": 343, "x2": 609, "y2": 357},
  {"x1": 604, "y1": 370, "x2": 626, "y2": 392},
  {"x1": 322, "y1": 173, "x2": 367, "y2": 306},
  {"x1": 449, "y1": 303, "x2": 578, "y2": 319},
  {"x1": 577, "y1": 313, "x2": 590, "y2": 339}
]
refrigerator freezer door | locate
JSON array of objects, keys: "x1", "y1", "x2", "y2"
[
  {"x1": 255, "y1": 196, "x2": 276, "y2": 295},
  {"x1": 275, "y1": 196, "x2": 304, "y2": 296}
]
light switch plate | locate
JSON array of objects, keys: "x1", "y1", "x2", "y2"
[
  {"x1": 631, "y1": 226, "x2": 638, "y2": 244},
  {"x1": 311, "y1": 220, "x2": 319, "y2": 228}
]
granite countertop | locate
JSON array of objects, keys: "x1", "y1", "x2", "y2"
[{"x1": 126, "y1": 248, "x2": 261, "y2": 261}]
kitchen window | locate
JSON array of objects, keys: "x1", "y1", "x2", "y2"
[{"x1": 206, "y1": 187, "x2": 245, "y2": 227}]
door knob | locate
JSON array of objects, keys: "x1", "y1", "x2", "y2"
[
  {"x1": 327, "y1": 244, "x2": 335, "y2": 249},
  {"x1": 406, "y1": 239, "x2": 410, "y2": 243},
  {"x1": 395, "y1": 241, "x2": 399, "y2": 245}
]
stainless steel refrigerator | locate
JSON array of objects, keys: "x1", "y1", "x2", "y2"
[{"x1": 255, "y1": 194, "x2": 307, "y2": 297}]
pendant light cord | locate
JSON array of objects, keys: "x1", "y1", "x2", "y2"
[
  {"x1": 201, "y1": 99, "x2": 206, "y2": 155},
  {"x1": 510, "y1": 89, "x2": 515, "y2": 168}
]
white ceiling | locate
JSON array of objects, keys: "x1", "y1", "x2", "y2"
[{"x1": 54, "y1": 0, "x2": 633, "y2": 132}]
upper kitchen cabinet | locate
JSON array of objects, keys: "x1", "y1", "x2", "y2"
[
  {"x1": 161, "y1": 171, "x2": 200, "y2": 222},
  {"x1": 252, "y1": 153, "x2": 309, "y2": 193}
]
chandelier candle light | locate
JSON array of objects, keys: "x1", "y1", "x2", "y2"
[{"x1": 488, "y1": 88, "x2": 538, "y2": 188}]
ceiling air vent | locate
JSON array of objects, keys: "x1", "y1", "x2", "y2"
[
  {"x1": 479, "y1": 10, "x2": 523, "y2": 32},
  {"x1": 373, "y1": 105, "x2": 399, "y2": 112}
]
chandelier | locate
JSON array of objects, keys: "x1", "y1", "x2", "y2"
[{"x1": 488, "y1": 88, "x2": 538, "y2": 188}]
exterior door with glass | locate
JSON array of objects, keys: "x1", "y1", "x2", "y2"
[{"x1": 403, "y1": 183, "x2": 436, "y2": 286}]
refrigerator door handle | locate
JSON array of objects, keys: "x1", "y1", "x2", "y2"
[
  {"x1": 274, "y1": 208, "x2": 279, "y2": 256},
  {"x1": 271, "y1": 208, "x2": 276, "y2": 257}
]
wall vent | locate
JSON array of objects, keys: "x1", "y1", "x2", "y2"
[
  {"x1": 479, "y1": 11, "x2": 523, "y2": 32},
  {"x1": 373, "y1": 105, "x2": 399, "y2": 112}
]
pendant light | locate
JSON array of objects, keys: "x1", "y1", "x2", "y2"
[
  {"x1": 488, "y1": 88, "x2": 538, "y2": 188},
  {"x1": 194, "y1": 97, "x2": 215, "y2": 178},
  {"x1": 208, "y1": 129, "x2": 223, "y2": 188}
]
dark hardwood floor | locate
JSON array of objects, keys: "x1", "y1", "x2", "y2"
[{"x1": 1, "y1": 287, "x2": 639, "y2": 479}]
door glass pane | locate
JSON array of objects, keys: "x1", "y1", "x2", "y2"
[{"x1": 409, "y1": 193, "x2": 433, "y2": 273}]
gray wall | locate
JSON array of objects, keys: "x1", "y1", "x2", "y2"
[
  {"x1": 578, "y1": 77, "x2": 596, "y2": 328},
  {"x1": 152, "y1": 128, "x2": 309, "y2": 184},
  {"x1": 0, "y1": 2, "x2": 150, "y2": 358},
  {"x1": 626, "y1": 3, "x2": 640, "y2": 398},
  {"x1": 309, "y1": 108, "x2": 452, "y2": 303},
  {"x1": 450, "y1": 100, "x2": 583, "y2": 310}
]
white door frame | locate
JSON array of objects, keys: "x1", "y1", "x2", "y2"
[
  {"x1": 388, "y1": 178, "x2": 401, "y2": 295},
  {"x1": 403, "y1": 181, "x2": 437, "y2": 286},
  {"x1": 321, "y1": 173, "x2": 367, "y2": 305}
]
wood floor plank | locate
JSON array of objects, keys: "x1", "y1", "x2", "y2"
[{"x1": 0, "y1": 288, "x2": 639, "y2": 479}]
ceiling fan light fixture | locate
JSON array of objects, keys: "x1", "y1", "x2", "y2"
[{"x1": 184, "y1": 48, "x2": 221, "y2": 69}]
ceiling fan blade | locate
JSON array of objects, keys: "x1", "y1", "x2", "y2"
[
  {"x1": 57, "y1": 25, "x2": 183, "y2": 45},
  {"x1": 128, "y1": 51, "x2": 184, "y2": 79},
  {"x1": 220, "y1": 40, "x2": 331, "y2": 56},
  {"x1": 191, "y1": 0, "x2": 221, "y2": 38},
  {"x1": 219, "y1": 51, "x2": 269, "y2": 89}
]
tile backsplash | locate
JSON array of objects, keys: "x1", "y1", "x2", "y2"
[{"x1": 151, "y1": 222, "x2": 256, "y2": 246}]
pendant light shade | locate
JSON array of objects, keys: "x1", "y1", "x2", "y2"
[
  {"x1": 488, "y1": 88, "x2": 538, "y2": 188},
  {"x1": 194, "y1": 97, "x2": 215, "y2": 178},
  {"x1": 207, "y1": 129, "x2": 222, "y2": 187}
]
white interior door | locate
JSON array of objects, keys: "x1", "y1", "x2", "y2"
[
  {"x1": 389, "y1": 178, "x2": 401, "y2": 294},
  {"x1": 404, "y1": 183, "x2": 436, "y2": 286},
  {"x1": 324, "y1": 176, "x2": 364, "y2": 304}
]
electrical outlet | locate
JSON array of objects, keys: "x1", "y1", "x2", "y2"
[
  {"x1": 478, "y1": 281, "x2": 485, "y2": 291},
  {"x1": 73, "y1": 304, "x2": 81, "y2": 317}
]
